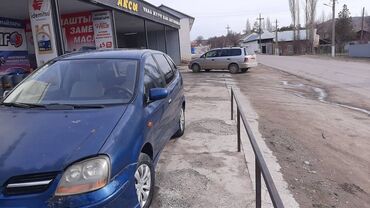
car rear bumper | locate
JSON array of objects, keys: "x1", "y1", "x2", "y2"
[
  {"x1": 240, "y1": 62, "x2": 258, "y2": 68},
  {"x1": 0, "y1": 164, "x2": 139, "y2": 208}
]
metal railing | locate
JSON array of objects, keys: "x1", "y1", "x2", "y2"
[{"x1": 231, "y1": 87, "x2": 284, "y2": 208}]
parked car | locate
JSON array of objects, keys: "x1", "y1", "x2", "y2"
[
  {"x1": 188, "y1": 47, "x2": 258, "y2": 74},
  {"x1": 0, "y1": 68, "x2": 30, "y2": 93},
  {"x1": 0, "y1": 49, "x2": 186, "y2": 208}
]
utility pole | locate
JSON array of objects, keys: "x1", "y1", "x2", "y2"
[
  {"x1": 331, "y1": 0, "x2": 336, "y2": 57},
  {"x1": 361, "y1": 7, "x2": 365, "y2": 42},
  {"x1": 257, "y1": 14, "x2": 264, "y2": 52},
  {"x1": 226, "y1": 25, "x2": 231, "y2": 35},
  {"x1": 275, "y1": 19, "x2": 279, "y2": 55}
]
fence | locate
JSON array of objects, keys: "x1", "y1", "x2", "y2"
[{"x1": 231, "y1": 87, "x2": 284, "y2": 208}]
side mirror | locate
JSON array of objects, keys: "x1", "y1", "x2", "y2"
[
  {"x1": 3, "y1": 90, "x2": 10, "y2": 98},
  {"x1": 149, "y1": 88, "x2": 168, "y2": 101}
]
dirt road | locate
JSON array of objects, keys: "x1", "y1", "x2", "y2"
[{"x1": 234, "y1": 60, "x2": 370, "y2": 208}]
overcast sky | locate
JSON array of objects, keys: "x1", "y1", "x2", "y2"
[{"x1": 148, "y1": 0, "x2": 369, "y2": 40}]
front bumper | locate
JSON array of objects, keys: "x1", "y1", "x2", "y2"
[{"x1": 0, "y1": 164, "x2": 139, "y2": 208}]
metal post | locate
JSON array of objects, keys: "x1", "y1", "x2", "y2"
[
  {"x1": 164, "y1": 25, "x2": 168, "y2": 54},
  {"x1": 257, "y1": 14, "x2": 264, "y2": 52},
  {"x1": 331, "y1": 0, "x2": 336, "y2": 57},
  {"x1": 144, "y1": 20, "x2": 149, "y2": 49},
  {"x1": 237, "y1": 108, "x2": 241, "y2": 152},
  {"x1": 361, "y1": 7, "x2": 365, "y2": 42},
  {"x1": 50, "y1": 0, "x2": 65, "y2": 55},
  {"x1": 275, "y1": 19, "x2": 279, "y2": 55},
  {"x1": 111, "y1": 10, "x2": 118, "y2": 48},
  {"x1": 231, "y1": 89, "x2": 234, "y2": 120},
  {"x1": 256, "y1": 159, "x2": 262, "y2": 208}
]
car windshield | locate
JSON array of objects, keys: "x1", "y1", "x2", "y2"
[{"x1": 3, "y1": 59, "x2": 138, "y2": 105}]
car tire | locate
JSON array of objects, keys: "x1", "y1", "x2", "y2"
[
  {"x1": 229, "y1": 64, "x2": 239, "y2": 74},
  {"x1": 173, "y1": 107, "x2": 185, "y2": 138},
  {"x1": 191, "y1": 64, "x2": 201, "y2": 73},
  {"x1": 241, "y1": 68, "x2": 249, "y2": 73},
  {"x1": 135, "y1": 153, "x2": 155, "y2": 208}
]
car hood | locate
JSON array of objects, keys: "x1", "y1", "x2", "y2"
[{"x1": 0, "y1": 105, "x2": 127, "y2": 185}]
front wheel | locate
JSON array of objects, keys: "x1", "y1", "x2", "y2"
[
  {"x1": 173, "y1": 107, "x2": 185, "y2": 138},
  {"x1": 191, "y1": 64, "x2": 201, "y2": 73},
  {"x1": 135, "y1": 153, "x2": 155, "y2": 208}
]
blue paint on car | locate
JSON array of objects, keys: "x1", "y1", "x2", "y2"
[{"x1": 0, "y1": 49, "x2": 185, "y2": 208}]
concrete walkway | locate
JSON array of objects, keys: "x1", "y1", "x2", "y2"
[{"x1": 152, "y1": 70, "x2": 255, "y2": 208}]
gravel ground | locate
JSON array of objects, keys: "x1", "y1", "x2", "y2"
[
  {"x1": 234, "y1": 65, "x2": 370, "y2": 208},
  {"x1": 152, "y1": 70, "x2": 255, "y2": 208}
]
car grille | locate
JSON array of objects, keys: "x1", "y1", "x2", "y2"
[{"x1": 3, "y1": 172, "x2": 58, "y2": 196}]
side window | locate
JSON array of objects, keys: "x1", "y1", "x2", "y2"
[
  {"x1": 144, "y1": 56, "x2": 166, "y2": 99},
  {"x1": 205, "y1": 50, "x2": 220, "y2": 58},
  {"x1": 153, "y1": 54, "x2": 174, "y2": 84},
  {"x1": 230, "y1": 49, "x2": 242, "y2": 56},
  {"x1": 164, "y1": 55, "x2": 177, "y2": 72},
  {"x1": 220, "y1": 49, "x2": 231, "y2": 57}
]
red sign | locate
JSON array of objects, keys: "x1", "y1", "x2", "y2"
[
  {"x1": 32, "y1": 0, "x2": 43, "y2": 11},
  {"x1": 61, "y1": 12, "x2": 95, "y2": 52}
]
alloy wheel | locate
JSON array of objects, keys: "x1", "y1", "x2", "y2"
[{"x1": 135, "y1": 164, "x2": 152, "y2": 208}]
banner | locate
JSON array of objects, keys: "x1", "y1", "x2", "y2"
[
  {"x1": 0, "y1": 17, "x2": 30, "y2": 73},
  {"x1": 92, "y1": 11, "x2": 114, "y2": 49},
  {"x1": 25, "y1": 20, "x2": 35, "y2": 55},
  {"x1": 61, "y1": 12, "x2": 95, "y2": 52},
  {"x1": 29, "y1": 0, "x2": 58, "y2": 66}
]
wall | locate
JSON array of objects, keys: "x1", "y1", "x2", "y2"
[
  {"x1": 241, "y1": 41, "x2": 260, "y2": 54},
  {"x1": 178, "y1": 18, "x2": 192, "y2": 62},
  {"x1": 349, "y1": 43, "x2": 370, "y2": 58}
]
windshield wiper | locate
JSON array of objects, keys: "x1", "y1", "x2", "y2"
[
  {"x1": 43, "y1": 103, "x2": 105, "y2": 110},
  {"x1": 1, "y1": 102, "x2": 45, "y2": 109},
  {"x1": 1, "y1": 102, "x2": 105, "y2": 110}
]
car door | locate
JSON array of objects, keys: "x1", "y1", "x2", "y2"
[
  {"x1": 152, "y1": 53, "x2": 177, "y2": 147},
  {"x1": 164, "y1": 54, "x2": 183, "y2": 132},
  {"x1": 204, "y1": 50, "x2": 220, "y2": 69},
  {"x1": 143, "y1": 55, "x2": 168, "y2": 155},
  {"x1": 211, "y1": 49, "x2": 226, "y2": 69}
]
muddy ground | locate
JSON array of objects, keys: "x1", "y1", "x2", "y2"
[{"x1": 234, "y1": 65, "x2": 370, "y2": 208}]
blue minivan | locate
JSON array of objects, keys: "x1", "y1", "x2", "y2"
[{"x1": 0, "y1": 50, "x2": 186, "y2": 208}]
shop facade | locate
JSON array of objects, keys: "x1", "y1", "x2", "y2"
[{"x1": 0, "y1": 0, "x2": 187, "y2": 81}]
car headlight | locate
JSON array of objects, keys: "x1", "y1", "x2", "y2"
[{"x1": 55, "y1": 155, "x2": 110, "y2": 196}]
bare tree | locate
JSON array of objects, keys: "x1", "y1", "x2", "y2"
[
  {"x1": 289, "y1": 0, "x2": 301, "y2": 52},
  {"x1": 305, "y1": 0, "x2": 318, "y2": 53},
  {"x1": 289, "y1": 0, "x2": 297, "y2": 41},
  {"x1": 296, "y1": 0, "x2": 301, "y2": 41},
  {"x1": 244, "y1": 19, "x2": 252, "y2": 34},
  {"x1": 266, "y1": 17, "x2": 273, "y2": 32}
]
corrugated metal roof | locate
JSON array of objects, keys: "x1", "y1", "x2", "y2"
[{"x1": 242, "y1": 30, "x2": 274, "y2": 43}]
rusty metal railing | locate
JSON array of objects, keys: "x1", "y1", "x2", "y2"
[{"x1": 231, "y1": 87, "x2": 284, "y2": 208}]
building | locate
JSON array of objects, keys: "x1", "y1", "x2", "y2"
[
  {"x1": 239, "y1": 30, "x2": 274, "y2": 54},
  {"x1": 240, "y1": 29, "x2": 320, "y2": 55},
  {"x1": 159, "y1": 5, "x2": 195, "y2": 63},
  {"x1": 0, "y1": 0, "x2": 194, "y2": 76},
  {"x1": 276, "y1": 29, "x2": 320, "y2": 55}
]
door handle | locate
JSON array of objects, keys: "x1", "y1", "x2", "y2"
[
  {"x1": 227, "y1": 58, "x2": 231, "y2": 60},
  {"x1": 168, "y1": 98, "x2": 172, "y2": 104},
  {"x1": 211, "y1": 59, "x2": 215, "y2": 61}
]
